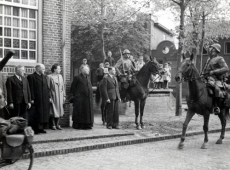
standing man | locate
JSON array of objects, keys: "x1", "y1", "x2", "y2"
[
  {"x1": 79, "y1": 58, "x2": 89, "y2": 73},
  {"x1": 101, "y1": 67, "x2": 121, "y2": 129},
  {"x1": 27, "y1": 64, "x2": 50, "y2": 134},
  {"x1": 6, "y1": 65, "x2": 31, "y2": 118},
  {"x1": 96, "y1": 63, "x2": 104, "y2": 83},
  {"x1": 202, "y1": 43, "x2": 229, "y2": 114},
  {"x1": 71, "y1": 65, "x2": 94, "y2": 130},
  {"x1": 104, "y1": 51, "x2": 115, "y2": 66}
]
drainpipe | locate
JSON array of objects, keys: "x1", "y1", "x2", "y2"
[{"x1": 62, "y1": 0, "x2": 66, "y2": 81}]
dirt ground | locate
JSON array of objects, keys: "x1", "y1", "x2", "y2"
[{"x1": 115, "y1": 97, "x2": 230, "y2": 136}]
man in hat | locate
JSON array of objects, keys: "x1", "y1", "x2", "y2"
[
  {"x1": 115, "y1": 49, "x2": 136, "y2": 76},
  {"x1": 202, "y1": 43, "x2": 229, "y2": 114}
]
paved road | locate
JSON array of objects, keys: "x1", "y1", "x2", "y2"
[{"x1": 2, "y1": 133, "x2": 230, "y2": 170}]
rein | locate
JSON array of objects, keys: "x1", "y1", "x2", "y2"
[{"x1": 178, "y1": 64, "x2": 206, "y2": 103}]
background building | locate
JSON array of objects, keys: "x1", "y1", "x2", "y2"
[{"x1": 0, "y1": 0, "x2": 72, "y2": 126}]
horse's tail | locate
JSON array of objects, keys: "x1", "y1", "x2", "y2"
[{"x1": 95, "y1": 84, "x2": 101, "y2": 106}]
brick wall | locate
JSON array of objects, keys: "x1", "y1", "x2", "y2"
[{"x1": 43, "y1": 0, "x2": 72, "y2": 127}]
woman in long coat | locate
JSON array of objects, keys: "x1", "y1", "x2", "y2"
[
  {"x1": 47, "y1": 64, "x2": 66, "y2": 130},
  {"x1": 71, "y1": 65, "x2": 94, "y2": 129}
]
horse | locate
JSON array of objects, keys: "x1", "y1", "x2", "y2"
[
  {"x1": 96, "y1": 57, "x2": 160, "y2": 129},
  {"x1": 175, "y1": 53, "x2": 230, "y2": 149}
]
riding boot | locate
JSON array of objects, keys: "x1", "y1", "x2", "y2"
[{"x1": 213, "y1": 97, "x2": 220, "y2": 115}]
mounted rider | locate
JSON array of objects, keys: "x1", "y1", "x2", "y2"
[
  {"x1": 201, "y1": 43, "x2": 229, "y2": 114},
  {"x1": 115, "y1": 49, "x2": 136, "y2": 77}
]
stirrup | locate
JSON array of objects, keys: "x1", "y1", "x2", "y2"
[{"x1": 213, "y1": 107, "x2": 220, "y2": 115}]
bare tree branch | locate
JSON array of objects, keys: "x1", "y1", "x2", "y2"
[{"x1": 171, "y1": 0, "x2": 180, "y2": 6}]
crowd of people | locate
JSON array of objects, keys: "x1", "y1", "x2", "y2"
[
  {"x1": 2, "y1": 64, "x2": 66, "y2": 134},
  {"x1": 0, "y1": 49, "x2": 172, "y2": 133}
]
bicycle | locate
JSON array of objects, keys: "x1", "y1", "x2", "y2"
[{"x1": 0, "y1": 116, "x2": 34, "y2": 170}]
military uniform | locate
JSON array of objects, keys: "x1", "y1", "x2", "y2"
[
  {"x1": 203, "y1": 54, "x2": 228, "y2": 98},
  {"x1": 115, "y1": 49, "x2": 136, "y2": 76}
]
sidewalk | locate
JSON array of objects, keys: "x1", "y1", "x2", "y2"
[{"x1": 23, "y1": 98, "x2": 230, "y2": 159}]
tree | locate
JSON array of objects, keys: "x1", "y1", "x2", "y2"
[{"x1": 170, "y1": 0, "x2": 193, "y2": 116}]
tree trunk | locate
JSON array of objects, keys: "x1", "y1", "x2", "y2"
[
  {"x1": 175, "y1": 2, "x2": 186, "y2": 116},
  {"x1": 199, "y1": 12, "x2": 205, "y2": 73},
  {"x1": 101, "y1": 0, "x2": 106, "y2": 61}
]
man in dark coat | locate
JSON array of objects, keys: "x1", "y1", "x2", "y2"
[
  {"x1": 101, "y1": 67, "x2": 121, "y2": 129},
  {"x1": 71, "y1": 65, "x2": 94, "y2": 129},
  {"x1": 27, "y1": 64, "x2": 50, "y2": 134},
  {"x1": 6, "y1": 65, "x2": 31, "y2": 118}
]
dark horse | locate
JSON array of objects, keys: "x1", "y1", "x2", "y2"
[
  {"x1": 175, "y1": 54, "x2": 229, "y2": 149},
  {"x1": 96, "y1": 57, "x2": 160, "y2": 129}
]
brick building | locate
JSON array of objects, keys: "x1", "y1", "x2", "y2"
[{"x1": 0, "y1": 0, "x2": 72, "y2": 126}]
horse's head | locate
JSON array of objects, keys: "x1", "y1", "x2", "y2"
[
  {"x1": 175, "y1": 53, "x2": 197, "y2": 83},
  {"x1": 146, "y1": 56, "x2": 160, "y2": 74}
]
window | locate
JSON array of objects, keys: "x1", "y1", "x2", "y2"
[
  {"x1": 0, "y1": 0, "x2": 38, "y2": 61},
  {"x1": 225, "y1": 42, "x2": 230, "y2": 54}
]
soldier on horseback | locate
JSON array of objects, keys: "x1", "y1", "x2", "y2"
[
  {"x1": 115, "y1": 49, "x2": 136, "y2": 76},
  {"x1": 202, "y1": 43, "x2": 229, "y2": 114}
]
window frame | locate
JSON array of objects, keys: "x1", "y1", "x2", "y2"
[{"x1": 0, "y1": 0, "x2": 38, "y2": 63}]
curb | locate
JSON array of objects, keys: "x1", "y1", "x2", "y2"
[
  {"x1": 32, "y1": 132, "x2": 135, "y2": 144},
  {"x1": 22, "y1": 127, "x2": 230, "y2": 159}
]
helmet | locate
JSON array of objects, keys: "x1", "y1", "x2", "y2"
[
  {"x1": 210, "y1": 43, "x2": 221, "y2": 53},
  {"x1": 123, "y1": 49, "x2": 131, "y2": 55}
]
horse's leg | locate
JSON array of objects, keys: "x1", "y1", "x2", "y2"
[
  {"x1": 134, "y1": 100, "x2": 141, "y2": 130},
  {"x1": 216, "y1": 108, "x2": 226, "y2": 144},
  {"x1": 140, "y1": 99, "x2": 146, "y2": 129},
  {"x1": 178, "y1": 110, "x2": 195, "y2": 149},
  {"x1": 201, "y1": 113, "x2": 210, "y2": 149}
]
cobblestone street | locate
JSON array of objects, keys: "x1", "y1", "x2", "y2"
[{"x1": 3, "y1": 132, "x2": 230, "y2": 170}]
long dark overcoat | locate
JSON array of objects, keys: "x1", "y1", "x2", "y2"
[
  {"x1": 70, "y1": 73, "x2": 94, "y2": 125},
  {"x1": 27, "y1": 72, "x2": 50, "y2": 125}
]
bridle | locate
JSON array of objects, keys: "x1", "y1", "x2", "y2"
[
  {"x1": 177, "y1": 63, "x2": 201, "y2": 82},
  {"x1": 178, "y1": 63, "x2": 205, "y2": 103}
]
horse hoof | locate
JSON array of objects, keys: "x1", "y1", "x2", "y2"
[
  {"x1": 136, "y1": 125, "x2": 142, "y2": 130},
  {"x1": 141, "y1": 125, "x2": 145, "y2": 129},
  {"x1": 178, "y1": 142, "x2": 184, "y2": 149},
  {"x1": 216, "y1": 138, "x2": 223, "y2": 144},
  {"x1": 201, "y1": 143, "x2": 208, "y2": 149}
]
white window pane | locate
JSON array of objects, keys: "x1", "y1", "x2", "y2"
[
  {"x1": 4, "y1": 17, "x2": 11, "y2": 26},
  {"x1": 0, "y1": 38, "x2": 2, "y2": 46},
  {"x1": 21, "y1": 50, "x2": 28, "y2": 59},
  {"x1": 13, "y1": 0, "x2": 20, "y2": 3},
  {"x1": 13, "y1": 7, "x2": 20, "y2": 16},
  {"x1": 4, "y1": 38, "x2": 11, "y2": 47},
  {"x1": 13, "y1": 18, "x2": 20, "y2": 27},
  {"x1": 13, "y1": 39, "x2": 19, "y2": 48},
  {"x1": 0, "y1": 28, "x2": 2, "y2": 36},
  {"x1": 0, "y1": 5, "x2": 3, "y2": 14},
  {"x1": 0, "y1": 17, "x2": 2, "y2": 25},
  {"x1": 29, "y1": 51, "x2": 36, "y2": 60},
  {"x1": 13, "y1": 29, "x2": 20, "y2": 37},
  {"x1": 5, "y1": 0, "x2": 12, "y2": 2},
  {"x1": 30, "y1": 0, "x2": 36, "y2": 6},
  {"x1": 4, "y1": 28, "x2": 11, "y2": 37},
  {"x1": 21, "y1": 9, "x2": 28, "y2": 18},
  {"x1": 13, "y1": 50, "x2": 20, "y2": 59},
  {"x1": 21, "y1": 30, "x2": 27, "y2": 38},
  {"x1": 29, "y1": 10, "x2": 35, "y2": 19},
  {"x1": 4, "y1": 6, "x2": 11, "y2": 15},
  {"x1": 22, "y1": 0, "x2": 29, "y2": 5},
  {"x1": 21, "y1": 19, "x2": 28, "y2": 28},
  {"x1": 0, "y1": 48, "x2": 2, "y2": 58},
  {"x1": 29, "y1": 31, "x2": 35, "y2": 39},
  {"x1": 29, "y1": 20, "x2": 36, "y2": 29}
]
